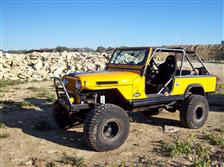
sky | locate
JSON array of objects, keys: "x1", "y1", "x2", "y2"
[{"x1": 0, "y1": 0, "x2": 223, "y2": 51}]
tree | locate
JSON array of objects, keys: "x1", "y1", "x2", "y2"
[{"x1": 96, "y1": 46, "x2": 106, "y2": 53}]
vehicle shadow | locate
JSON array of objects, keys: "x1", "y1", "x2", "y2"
[
  {"x1": 208, "y1": 93, "x2": 224, "y2": 112},
  {"x1": 128, "y1": 111, "x2": 183, "y2": 128},
  {"x1": 0, "y1": 98, "x2": 92, "y2": 151}
]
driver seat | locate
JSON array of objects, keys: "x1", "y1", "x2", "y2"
[{"x1": 154, "y1": 55, "x2": 176, "y2": 92}]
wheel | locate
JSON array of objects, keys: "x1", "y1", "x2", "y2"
[
  {"x1": 84, "y1": 104, "x2": 130, "y2": 151},
  {"x1": 53, "y1": 101, "x2": 84, "y2": 129},
  {"x1": 142, "y1": 108, "x2": 161, "y2": 117},
  {"x1": 180, "y1": 95, "x2": 209, "y2": 129}
]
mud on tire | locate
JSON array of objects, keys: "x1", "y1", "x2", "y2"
[
  {"x1": 180, "y1": 95, "x2": 209, "y2": 129},
  {"x1": 84, "y1": 104, "x2": 130, "y2": 151}
]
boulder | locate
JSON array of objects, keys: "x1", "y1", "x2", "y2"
[
  {"x1": 29, "y1": 52, "x2": 40, "y2": 60},
  {"x1": 86, "y1": 62, "x2": 95, "y2": 71},
  {"x1": 3, "y1": 60, "x2": 12, "y2": 68},
  {"x1": 17, "y1": 73, "x2": 27, "y2": 80},
  {"x1": 34, "y1": 61, "x2": 43, "y2": 70},
  {"x1": 53, "y1": 66, "x2": 65, "y2": 76},
  {"x1": 163, "y1": 125, "x2": 181, "y2": 133},
  {"x1": 75, "y1": 64, "x2": 82, "y2": 71}
]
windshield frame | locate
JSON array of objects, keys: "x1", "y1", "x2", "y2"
[{"x1": 109, "y1": 48, "x2": 149, "y2": 66}]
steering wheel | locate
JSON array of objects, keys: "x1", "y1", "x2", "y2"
[{"x1": 146, "y1": 59, "x2": 158, "y2": 80}]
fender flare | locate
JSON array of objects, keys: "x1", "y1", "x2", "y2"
[{"x1": 184, "y1": 84, "x2": 205, "y2": 98}]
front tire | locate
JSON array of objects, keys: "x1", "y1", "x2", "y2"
[
  {"x1": 84, "y1": 104, "x2": 130, "y2": 151},
  {"x1": 53, "y1": 101, "x2": 84, "y2": 129},
  {"x1": 180, "y1": 95, "x2": 209, "y2": 129}
]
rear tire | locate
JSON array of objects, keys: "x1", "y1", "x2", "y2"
[
  {"x1": 180, "y1": 95, "x2": 209, "y2": 129},
  {"x1": 84, "y1": 104, "x2": 130, "y2": 151}
]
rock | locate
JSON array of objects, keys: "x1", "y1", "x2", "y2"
[
  {"x1": 86, "y1": 62, "x2": 95, "y2": 71},
  {"x1": 53, "y1": 66, "x2": 65, "y2": 76},
  {"x1": 4, "y1": 53, "x2": 12, "y2": 59},
  {"x1": 76, "y1": 64, "x2": 82, "y2": 71},
  {"x1": 0, "y1": 63, "x2": 4, "y2": 71},
  {"x1": 66, "y1": 54, "x2": 72, "y2": 62},
  {"x1": 47, "y1": 149, "x2": 60, "y2": 154},
  {"x1": 40, "y1": 139, "x2": 46, "y2": 144},
  {"x1": 31, "y1": 73, "x2": 43, "y2": 81},
  {"x1": 17, "y1": 73, "x2": 27, "y2": 80},
  {"x1": 29, "y1": 52, "x2": 39, "y2": 60},
  {"x1": 163, "y1": 125, "x2": 181, "y2": 133},
  {"x1": 49, "y1": 65, "x2": 57, "y2": 73},
  {"x1": 25, "y1": 159, "x2": 32, "y2": 165},
  {"x1": 34, "y1": 61, "x2": 43, "y2": 70},
  {"x1": 96, "y1": 62, "x2": 105, "y2": 69},
  {"x1": 3, "y1": 60, "x2": 12, "y2": 68}
]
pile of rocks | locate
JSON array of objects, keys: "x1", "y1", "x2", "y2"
[
  {"x1": 0, "y1": 51, "x2": 110, "y2": 80},
  {"x1": 1, "y1": 44, "x2": 223, "y2": 81}
]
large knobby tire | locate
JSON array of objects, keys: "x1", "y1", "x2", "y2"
[
  {"x1": 84, "y1": 104, "x2": 130, "y2": 151},
  {"x1": 53, "y1": 102, "x2": 79, "y2": 130},
  {"x1": 180, "y1": 95, "x2": 209, "y2": 129}
]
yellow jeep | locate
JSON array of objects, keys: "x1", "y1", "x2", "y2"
[{"x1": 53, "y1": 47, "x2": 216, "y2": 151}]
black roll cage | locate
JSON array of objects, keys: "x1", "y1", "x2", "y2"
[
  {"x1": 144, "y1": 48, "x2": 211, "y2": 95},
  {"x1": 144, "y1": 47, "x2": 210, "y2": 77}
]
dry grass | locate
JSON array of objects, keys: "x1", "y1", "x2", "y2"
[
  {"x1": 27, "y1": 86, "x2": 42, "y2": 92},
  {"x1": 58, "y1": 154, "x2": 86, "y2": 167},
  {"x1": 0, "y1": 80, "x2": 26, "y2": 88},
  {"x1": 217, "y1": 82, "x2": 224, "y2": 94}
]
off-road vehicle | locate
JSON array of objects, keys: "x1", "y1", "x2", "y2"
[{"x1": 53, "y1": 47, "x2": 216, "y2": 151}]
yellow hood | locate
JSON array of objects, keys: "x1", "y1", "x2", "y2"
[{"x1": 66, "y1": 70, "x2": 140, "y2": 89}]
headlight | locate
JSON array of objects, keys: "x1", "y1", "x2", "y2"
[
  {"x1": 63, "y1": 78, "x2": 68, "y2": 88},
  {"x1": 75, "y1": 80, "x2": 82, "y2": 91}
]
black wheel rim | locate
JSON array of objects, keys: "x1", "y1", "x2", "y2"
[
  {"x1": 103, "y1": 120, "x2": 121, "y2": 139},
  {"x1": 195, "y1": 106, "x2": 203, "y2": 121}
]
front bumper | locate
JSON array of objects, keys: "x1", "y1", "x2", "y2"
[{"x1": 53, "y1": 77, "x2": 89, "y2": 112}]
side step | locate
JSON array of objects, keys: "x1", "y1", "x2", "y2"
[{"x1": 132, "y1": 95, "x2": 184, "y2": 108}]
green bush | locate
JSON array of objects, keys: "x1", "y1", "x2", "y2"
[
  {"x1": 163, "y1": 139, "x2": 193, "y2": 157},
  {"x1": 160, "y1": 135, "x2": 212, "y2": 166},
  {"x1": 204, "y1": 132, "x2": 224, "y2": 146}
]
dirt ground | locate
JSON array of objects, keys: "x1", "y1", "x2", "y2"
[{"x1": 0, "y1": 81, "x2": 224, "y2": 167}]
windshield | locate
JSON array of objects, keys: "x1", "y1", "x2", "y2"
[{"x1": 110, "y1": 49, "x2": 148, "y2": 65}]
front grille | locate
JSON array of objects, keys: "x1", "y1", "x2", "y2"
[{"x1": 96, "y1": 81, "x2": 118, "y2": 85}]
